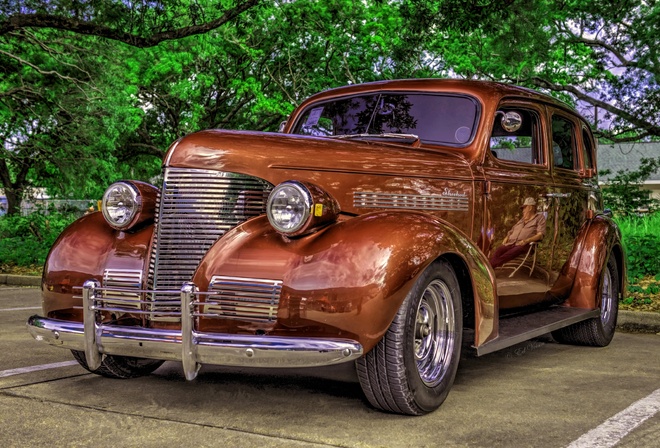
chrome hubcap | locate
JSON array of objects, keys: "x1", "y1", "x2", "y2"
[
  {"x1": 414, "y1": 279, "x2": 455, "y2": 387},
  {"x1": 600, "y1": 268, "x2": 613, "y2": 325}
]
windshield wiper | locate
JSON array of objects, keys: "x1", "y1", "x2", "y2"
[{"x1": 328, "y1": 133, "x2": 421, "y2": 146}]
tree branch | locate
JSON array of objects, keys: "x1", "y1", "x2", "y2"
[
  {"x1": 530, "y1": 77, "x2": 660, "y2": 138},
  {"x1": 0, "y1": 0, "x2": 262, "y2": 48}
]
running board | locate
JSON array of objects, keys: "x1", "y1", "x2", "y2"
[{"x1": 475, "y1": 306, "x2": 600, "y2": 356}]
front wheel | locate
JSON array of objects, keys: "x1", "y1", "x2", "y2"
[
  {"x1": 71, "y1": 350, "x2": 164, "y2": 379},
  {"x1": 552, "y1": 254, "x2": 619, "y2": 346},
  {"x1": 356, "y1": 260, "x2": 463, "y2": 415}
]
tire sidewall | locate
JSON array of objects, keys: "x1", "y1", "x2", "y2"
[
  {"x1": 401, "y1": 260, "x2": 463, "y2": 413},
  {"x1": 597, "y1": 254, "x2": 619, "y2": 342}
]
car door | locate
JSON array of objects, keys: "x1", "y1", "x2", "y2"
[
  {"x1": 546, "y1": 108, "x2": 595, "y2": 303},
  {"x1": 482, "y1": 101, "x2": 556, "y2": 309}
]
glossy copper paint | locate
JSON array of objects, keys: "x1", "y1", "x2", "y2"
[
  {"x1": 192, "y1": 212, "x2": 495, "y2": 351},
  {"x1": 40, "y1": 79, "x2": 625, "y2": 352},
  {"x1": 42, "y1": 212, "x2": 154, "y2": 317},
  {"x1": 565, "y1": 216, "x2": 625, "y2": 308}
]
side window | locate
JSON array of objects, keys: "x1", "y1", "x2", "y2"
[
  {"x1": 490, "y1": 108, "x2": 542, "y2": 165},
  {"x1": 551, "y1": 115, "x2": 576, "y2": 170},
  {"x1": 581, "y1": 127, "x2": 595, "y2": 170}
]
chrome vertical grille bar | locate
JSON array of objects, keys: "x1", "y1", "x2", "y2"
[{"x1": 148, "y1": 168, "x2": 273, "y2": 320}]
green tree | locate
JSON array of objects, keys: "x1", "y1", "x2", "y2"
[
  {"x1": 422, "y1": 0, "x2": 660, "y2": 142},
  {"x1": 1, "y1": 0, "x2": 262, "y2": 215}
]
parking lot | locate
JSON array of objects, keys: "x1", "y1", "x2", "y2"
[{"x1": 1, "y1": 285, "x2": 659, "y2": 447}]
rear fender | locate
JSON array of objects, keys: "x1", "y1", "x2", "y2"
[
  {"x1": 550, "y1": 215, "x2": 625, "y2": 308},
  {"x1": 565, "y1": 215, "x2": 625, "y2": 308},
  {"x1": 194, "y1": 211, "x2": 497, "y2": 352}
]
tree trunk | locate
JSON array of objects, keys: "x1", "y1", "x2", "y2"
[
  {"x1": 0, "y1": 158, "x2": 26, "y2": 216},
  {"x1": 2, "y1": 187, "x2": 23, "y2": 216}
]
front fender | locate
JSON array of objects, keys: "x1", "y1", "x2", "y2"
[
  {"x1": 42, "y1": 212, "x2": 154, "y2": 318},
  {"x1": 194, "y1": 211, "x2": 496, "y2": 352}
]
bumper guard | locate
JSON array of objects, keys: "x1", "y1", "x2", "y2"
[{"x1": 27, "y1": 280, "x2": 363, "y2": 380}]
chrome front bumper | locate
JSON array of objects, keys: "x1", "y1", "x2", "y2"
[{"x1": 27, "y1": 281, "x2": 363, "y2": 380}]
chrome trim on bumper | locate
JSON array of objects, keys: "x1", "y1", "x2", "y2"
[{"x1": 27, "y1": 282, "x2": 363, "y2": 379}]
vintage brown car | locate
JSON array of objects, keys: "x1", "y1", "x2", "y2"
[{"x1": 27, "y1": 79, "x2": 625, "y2": 415}]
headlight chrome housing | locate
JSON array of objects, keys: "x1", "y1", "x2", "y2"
[
  {"x1": 267, "y1": 181, "x2": 340, "y2": 236},
  {"x1": 101, "y1": 181, "x2": 159, "y2": 231},
  {"x1": 267, "y1": 181, "x2": 312, "y2": 234}
]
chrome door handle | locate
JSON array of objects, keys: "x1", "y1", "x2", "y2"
[{"x1": 544, "y1": 192, "x2": 571, "y2": 198}]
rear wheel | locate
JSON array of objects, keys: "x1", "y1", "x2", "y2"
[
  {"x1": 552, "y1": 254, "x2": 619, "y2": 346},
  {"x1": 356, "y1": 260, "x2": 463, "y2": 415},
  {"x1": 71, "y1": 350, "x2": 164, "y2": 379}
]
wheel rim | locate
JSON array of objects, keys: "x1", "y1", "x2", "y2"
[
  {"x1": 414, "y1": 279, "x2": 456, "y2": 387},
  {"x1": 600, "y1": 267, "x2": 614, "y2": 326}
]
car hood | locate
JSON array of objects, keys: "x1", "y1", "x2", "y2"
[{"x1": 164, "y1": 130, "x2": 475, "y2": 214}]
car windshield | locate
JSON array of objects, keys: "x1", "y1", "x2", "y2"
[{"x1": 292, "y1": 93, "x2": 479, "y2": 146}]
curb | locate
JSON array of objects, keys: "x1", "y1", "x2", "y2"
[
  {"x1": 0, "y1": 274, "x2": 41, "y2": 287},
  {"x1": 617, "y1": 310, "x2": 660, "y2": 334},
  {"x1": 2, "y1": 275, "x2": 659, "y2": 334}
]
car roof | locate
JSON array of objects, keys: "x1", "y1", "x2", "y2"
[{"x1": 300, "y1": 78, "x2": 574, "y2": 113}]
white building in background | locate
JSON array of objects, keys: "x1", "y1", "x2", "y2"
[
  {"x1": 598, "y1": 142, "x2": 660, "y2": 200},
  {"x1": 0, "y1": 188, "x2": 92, "y2": 216}
]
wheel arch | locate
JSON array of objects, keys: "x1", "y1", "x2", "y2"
[
  {"x1": 437, "y1": 253, "x2": 475, "y2": 332},
  {"x1": 565, "y1": 215, "x2": 626, "y2": 308}
]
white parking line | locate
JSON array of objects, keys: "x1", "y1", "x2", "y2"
[
  {"x1": 567, "y1": 388, "x2": 660, "y2": 448},
  {"x1": 0, "y1": 306, "x2": 41, "y2": 312},
  {"x1": 0, "y1": 361, "x2": 79, "y2": 378}
]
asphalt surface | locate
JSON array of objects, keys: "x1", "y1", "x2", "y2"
[{"x1": 1, "y1": 285, "x2": 659, "y2": 447}]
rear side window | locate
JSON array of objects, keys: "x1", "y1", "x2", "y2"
[
  {"x1": 581, "y1": 127, "x2": 595, "y2": 170},
  {"x1": 551, "y1": 115, "x2": 576, "y2": 170}
]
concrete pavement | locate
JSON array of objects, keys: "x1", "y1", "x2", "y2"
[{"x1": 1, "y1": 286, "x2": 659, "y2": 447}]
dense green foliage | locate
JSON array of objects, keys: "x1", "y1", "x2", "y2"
[
  {"x1": 616, "y1": 214, "x2": 660, "y2": 281},
  {"x1": 615, "y1": 213, "x2": 660, "y2": 307},
  {"x1": 0, "y1": 207, "x2": 80, "y2": 267}
]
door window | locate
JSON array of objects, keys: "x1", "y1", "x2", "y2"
[
  {"x1": 581, "y1": 127, "x2": 595, "y2": 170},
  {"x1": 551, "y1": 115, "x2": 576, "y2": 170},
  {"x1": 490, "y1": 108, "x2": 542, "y2": 165}
]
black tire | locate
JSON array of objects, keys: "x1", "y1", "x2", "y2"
[
  {"x1": 356, "y1": 260, "x2": 463, "y2": 415},
  {"x1": 71, "y1": 350, "x2": 164, "y2": 379},
  {"x1": 552, "y1": 254, "x2": 619, "y2": 346}
]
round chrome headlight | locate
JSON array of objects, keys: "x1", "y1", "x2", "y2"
[
  {"x1": 267, "y1": 181, "x2": 312, "y2": 234},
  {"x1": 102, "y1": 182, "x2": 140, "y2": 230}
]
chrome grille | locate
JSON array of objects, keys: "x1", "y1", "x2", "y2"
[
  {"x1": 148, "y1": 168, "x2": 273, "y2": 319},
  {"x1": 201, "y1": 276, "x2": 282, "y2": 323},
  {"x1": 101, "y1": 269, "x2": 142, "y2": 310}
]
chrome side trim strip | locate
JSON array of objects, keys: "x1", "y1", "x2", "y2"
[{"x1": 354, "y1": 191, "x2": 469, "y2": 211}]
